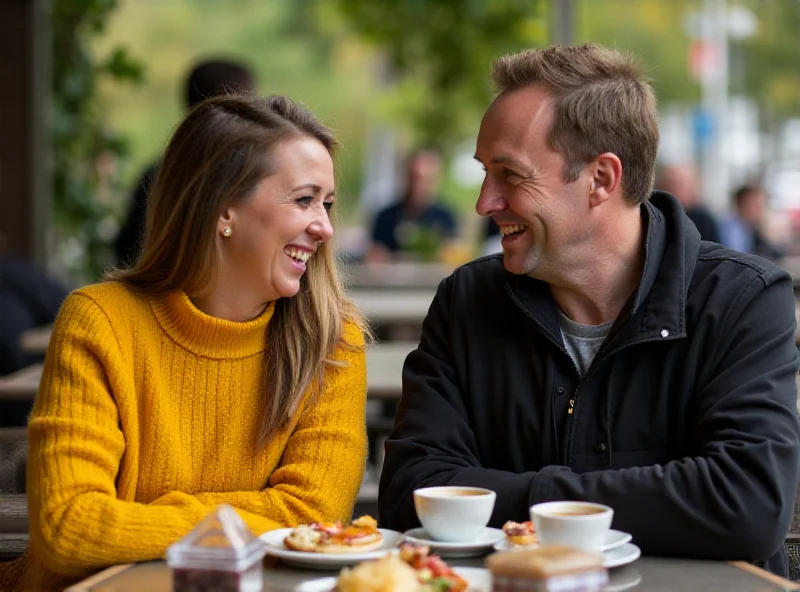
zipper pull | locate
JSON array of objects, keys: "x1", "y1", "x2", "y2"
[{"x1": 568, "y1": 399, "x2": 575, "y2": 415}]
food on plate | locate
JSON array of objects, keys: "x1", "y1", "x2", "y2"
[
  {"x1": 338, "y1": 555, "x2": 422, "y2": 592},
  {"x1": 486, "y1": 545, "x2": 607, "y2": 592},
  {"x1": 336, "y1": 544, "x2": 468, "y2": 592},
  {"x1": 398, "y1": 543, "x2": 468, "y2": 592},
  {"x1": 501, "y1": 520, "x2": 536, "y2": 546},
  {"x1": 284, "y1": 515, "x2": 383, "y2": 553}
]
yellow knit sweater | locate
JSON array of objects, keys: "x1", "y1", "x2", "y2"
[{"x1": 5, "y1": 281, "x2": 367, "y2": 591}]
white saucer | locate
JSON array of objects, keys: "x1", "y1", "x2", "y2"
[
  {"x1": 403, "y1": 527, "x2": 505, "y2": 558},
  {"x1": 493, "y1": 529, "x2": 632, "y2": 554},
  {"x1": 260, "y1": 528, "x2": 403, "y2": 570},
  {"x1": 605, "y1": 568, "x2": 643, "y2": 592},
  {"x1": 602, "y1": 543, "x2": 641, "y2": 569},
  {"x1": 294, "y1": 567, "x2": 491, "y2": 592}
]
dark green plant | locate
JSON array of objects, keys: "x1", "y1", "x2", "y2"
[{"x1": 52, "y1": 0, "x2": 143, "y2": 283}]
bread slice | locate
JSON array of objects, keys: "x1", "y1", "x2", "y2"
[
  {"x1": 487, "y1": 545, "x2": 604, "y2": 580},
  {"x1": 506, "y1": 534, "x2": 537, "y2": 546},
  {"x1": 316, "y1": 534, "x2": 384, "y2": 554},
  {"x1": 502, "y1": 521, "x2": 537, "y2": 546},
  {"x1": 283, "y1": 524, "x2": 323, "y2": 552},
  {"x1": 284, "y1": 522, "x2": 384, "y2": 554}
]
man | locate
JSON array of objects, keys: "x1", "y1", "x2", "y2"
[
  {"x1": 114, "y1": 59, "x2": 255, "y2": 267},
  {"x1": 379, "y1": 44, "x2": 799, "y2": 575},
  {"x1": 367, "y1": 150, "x2": 457, "y2": 262},
  {"x1": 655, "y1": 163, "x2": 721, "y2": 243},
  {"x1": 721, "y1": 184, "x2": 785, "y2": 262}
]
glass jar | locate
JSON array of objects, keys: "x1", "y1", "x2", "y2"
[{"x1": 167, "y1": 504, "x2": 267, "y2": 592}]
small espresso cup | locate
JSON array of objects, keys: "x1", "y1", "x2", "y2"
[
  {"x1": 413, "y1": 486, "x2": 496, "y2": 542},
  {"x1": 530, "y1": 501, "x2": 613, "y2": 553}
]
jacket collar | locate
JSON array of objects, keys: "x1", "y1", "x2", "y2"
[{"x1": 505, "y1": 191, "x2": 700, "y2": 347}]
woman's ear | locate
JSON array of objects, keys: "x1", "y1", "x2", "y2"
[{"x1": 218, "y1": 207, "x2": 235, "y2": 238}]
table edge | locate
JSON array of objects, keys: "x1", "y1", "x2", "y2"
[
  {"x1": 64, "y1": 557, "x2": 800, "y2": 591},
  {"x1": 64, "y1": 563, "x2": 133, "y2": 592},
  {"x1": 729, "y1": 560, "x2": 800, "y2": 590}
]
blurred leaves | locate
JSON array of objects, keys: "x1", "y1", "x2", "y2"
[
  {"x1": 579, "y1": 0, "x2": 800, "y2": 124},
  {"x1": 739, "y1": 0, "x2": 800, "y2": 123},
  {"x1": 52, "y1": 0, "x2": 144, "y2": 283},
  {"x1": 319, "y1": 0, "x2": 547, "y2": 150}
]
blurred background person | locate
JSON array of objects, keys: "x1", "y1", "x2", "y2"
[
  {"x1": 721, "y1": 184, "x2": 785, "y2": 262},
  {"x1": 367, "y1": 149, "x2": 457, "y2": 263},
  {"x1": 655, "y1": 163, "x2": 721, "y2": 244},
  {"x1": 113, "y1": 58, "x2": 256, "y2": 267},
  {"x1": 0, "y1": 252, "x2": 68, "y2": 426}
]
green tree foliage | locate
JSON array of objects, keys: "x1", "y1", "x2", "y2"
[
  {"x1": 328, "y1": 0, "x2": 547, "y2": 149},
  {"x1": 738, "y1": 0, "x2": 800, "y2": 123},
  {"x1": 579, "y1": 0, "x2": 800, "y2": 123},
  {"x1": 52, "y1": 0, "x2": 143, "y2": 283}
]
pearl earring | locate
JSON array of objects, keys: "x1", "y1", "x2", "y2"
[{"x1": 222, "y1": 227, "x2": 232, "y2": 237}]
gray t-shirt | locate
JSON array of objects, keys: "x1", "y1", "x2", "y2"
[{"x1": 557, "y1": 310, "x2": 614, "y2": 377}]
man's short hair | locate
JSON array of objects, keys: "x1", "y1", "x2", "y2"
[
  {"x1": 733, "y1": 183, "x2": 763, "y2": 208},
  {"x1": 492, "y1": 43, "x2": 659, "y2": 206},
  {"x1": 185, "y1": 59, "x2": 255, "y2": 109}
]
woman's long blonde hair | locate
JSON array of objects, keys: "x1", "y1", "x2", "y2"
[{"x1": 108, "y1": 94, "x2": 368, "y2": 444}]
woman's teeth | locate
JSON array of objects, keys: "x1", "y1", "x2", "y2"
[{"x1": 284, "y1": 247, "x2": 311, "y2": 263}]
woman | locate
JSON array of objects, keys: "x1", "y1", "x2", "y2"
[{"x1": 6, "y1": 95, "x2": 369, "y2": 591}]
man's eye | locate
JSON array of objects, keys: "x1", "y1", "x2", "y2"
[{"x1": 504, "y1": 170, "x2": 522, "y2": 185}]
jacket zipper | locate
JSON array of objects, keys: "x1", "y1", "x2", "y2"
[{"x1": 563, "y1": 333, "x2": 681, "y2": 459}]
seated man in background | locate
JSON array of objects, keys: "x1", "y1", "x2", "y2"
[
  {"x1": 379, "y1": 44, "x2": 799, "y2": 576},
  {"x1": 114, "y1": 58, "x2": 256, "y2": 267},
  {"x1": 655, "y1": 162, "x2": 721, "y2": 244},
  {"x1": 367, "y1": 150, "x2": 457, "y2": 263},
  {"x1": 721, "y1": 184, "x2": 785, "y2": 262}
]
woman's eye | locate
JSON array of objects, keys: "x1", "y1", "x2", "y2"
[
  {"x1": 296, "y1": 196, "x2": 313, "y2": 206},
  {"x1": 323, "y1": 201, "x2": 334, "y2": 212}
]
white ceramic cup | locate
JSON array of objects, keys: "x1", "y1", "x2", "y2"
[
  {"x1": 413, "y1": 486, "x2": 496, "y2": 542},
  {"x1": 530, "y1": 501, "x2": 614, "y2": 553}
]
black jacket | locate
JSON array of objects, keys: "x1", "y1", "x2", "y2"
[{"x1": 379, "y1": 192, "x2": 800, "y2": 575}]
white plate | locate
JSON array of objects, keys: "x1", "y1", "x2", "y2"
[
  {"x1": 602, "y1": 543, "x2": 641, "y2": 569},
  {"x1": 261, "y1": 528, "x2": 403, "y2": 570},
  {"x1": 294, "y1": 567, "x2": 491, "y2": 592},
  {"x1": 403, "y1": 527, "x2": 506, "y2": 558},
  {"x1": 492, "y1": 529, "x2": 632, "y2": 554}
]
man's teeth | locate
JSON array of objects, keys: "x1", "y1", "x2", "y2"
[
  {"x1": 284, "y1": 247, "x2": 311, "y2": 263},
  {"x1": 500, "y1": 224, "x2": 528, "y2": 236}
]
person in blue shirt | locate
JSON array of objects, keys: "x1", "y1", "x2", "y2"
[
  {"x1": 367, "y1": 150, "x2": 457, "y2": 262},
  {"x1": 721, "y1": 184, "x2": 785, "y2": 262}
]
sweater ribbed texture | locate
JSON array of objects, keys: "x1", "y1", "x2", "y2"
[{"x1": 1, "y1": 281, "x2": 367, "y2": 591}]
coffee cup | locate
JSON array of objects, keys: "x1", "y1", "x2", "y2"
[
  {"x1": 530, "y1": 501, "x2": 613, "y2": 553},
  {"x1": 413, "y1": 486, "x2": 496, "y2": 542}
]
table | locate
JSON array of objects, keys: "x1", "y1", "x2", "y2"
[
  {"x1": 0, "y1": 343, "x2": 415, "y2": 402},
  {"x1": 366, "y1": 342, "x2": 414, "y2": 399},
  {"x1": 351, "y1": 290, "x2": 435, "y2": 325},
  {"x1": 66, "y1": 555, "x2": 800, "y2": 592},
  {"x1": 345, "y1": 262, "x2": 453, "y2": 290},
  {"x1": 18, "y1": 289, "x2": 435, "y2": 355},
  {"x1": 19, "y1": 324, "x2": 52, "y2": 355},
  {"x1": 0, "y1": 363, "x2": 43, "y2": 400}
]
